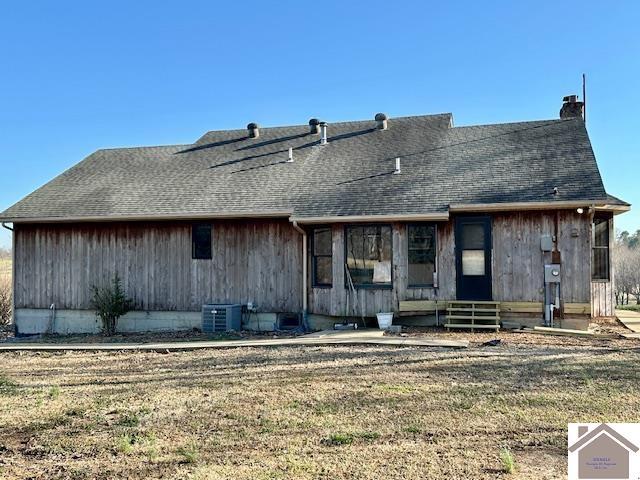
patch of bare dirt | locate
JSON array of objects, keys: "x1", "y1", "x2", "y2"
[{"x1": 395, "y1": 325, "x2": 640, "y2": 350}]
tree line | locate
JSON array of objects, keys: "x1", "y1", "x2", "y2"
[
  {"x1": 0, "y1": 247, "x2": 10, "y2": 259},
  {"x1": 614, "y1": 230, "x2": 640, "y2": 305}
]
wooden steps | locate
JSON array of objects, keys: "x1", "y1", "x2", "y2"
[
  {"x1": 445, "y1": 300, "x2": 500, "y2": 332},
  {"x1": 445, "y1": 324, "x2": 501, "y2": 330}
]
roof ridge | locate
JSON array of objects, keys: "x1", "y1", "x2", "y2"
[
  {"x1": 451, "y1": 118, "x2": 568, "y2": 129},
  {"x1": 197, "y1": 113, "x2": 453, "y2": 134},
  {"x1": 97, "y1": 144, "x2": 191, "y2": 152}
]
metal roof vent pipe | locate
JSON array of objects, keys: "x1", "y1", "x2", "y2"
[
  {"x1": 375, "y1": 113, "x2": 388, "y2": 130},
  {"x1": 247, "y1": 122, "x2": 260, "y2": 138},
  {"x1": 287, "y1": 147, "x2": 294, "y2": 163},
  {"x1": 319, "y1": 122, "x2": 328, "y2": 145},
  {"x1": 393, "y1": 157, "x2": 401, "y2": 174},
  {"x1": 309, "y1": 118, "x2": 320, "y2": 134}
]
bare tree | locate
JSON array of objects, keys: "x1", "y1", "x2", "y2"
[
  {"x1": 0, "y1": 276, "x2": 10, "y2": 325},
  {"x1": 614, "y1": 242, "x2": 630, "y2": 304},
  {"x1": 614, "y1": 238, "x2": 640, "y2": 305}
]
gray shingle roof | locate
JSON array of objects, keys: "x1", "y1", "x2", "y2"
[{"x1": 0, "y1": 114, "x2": 628, "y2": 221}]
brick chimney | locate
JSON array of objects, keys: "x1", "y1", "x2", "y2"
[{"x1": 560, "y1": 95, "x2": 584, "y2": 120}]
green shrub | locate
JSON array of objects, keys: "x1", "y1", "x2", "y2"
[
  {"x1": 117, "y1": 434, "x2": 134, "y2": 454},
  {"x1": 177, "y1": 443, "x2": 199, "y2": 464},
  {"x1": 48, "y1": 385, "x2": 61, "y2": 399},
  {"x1": 0, "y1": 375, "x2": 17, "y2": 396},
  {"x1": 325, "y1": 433, "x2": 353, "y2": 445},
  {"x1": 500, "y1": 447, "x2": 516, "y2": 474},
  {"x1": 118, "y1": 411, "x2": 140, "y2": 428},
  {"x1": 90, "y1": 274, "x2": 133, "y2": 336}
]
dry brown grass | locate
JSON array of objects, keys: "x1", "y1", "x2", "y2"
[
  {"x1": 0, "y1": 338, "x2": 639, "y2": 479},
  {"x1": 0, "y1": 257, "x2": 11, "y2": 277},
  {"x1": 0, "y1": 267, "x2": 11, "y2": 326}
]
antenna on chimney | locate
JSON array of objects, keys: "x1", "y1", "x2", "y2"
[{"x1": 582, "y1": 73, "x2": 587, "y2": 125}]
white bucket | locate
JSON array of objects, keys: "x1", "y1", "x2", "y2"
[{"x1": 376, "y1": 312, "x2": 394, "y2": 330}]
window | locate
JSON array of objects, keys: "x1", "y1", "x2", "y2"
[
  {"x1": 312, "y1": 227, "x2": 333, "y2": 287},
  {"x1": 192, "y1": 224, "x2": 212, "y2": 259},
  {"x1": 345, "y1": 225, "x2": 392, "y2": 287},
  {"x1": 461, "y1": 223, "x2": 486, "y2": 276},
  {"x1": 408, "y1": 224, "x2": 437, "y2": 286},
  {"x1": 592, "y1": 215, "x2": 610, "y2": 280}
]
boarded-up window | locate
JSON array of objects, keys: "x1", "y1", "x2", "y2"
[
  {"x1": 408, "y1": 224, "x2": 436, "y2": 286},
  {"x1": 192, "y1": 224, "x2": 212, "y2": 260},
  {"x1": 592, "y1": 215, "x2": 610, "y2": 280},
  {"x1": 346, "y1": 225, "x2": 392, "y2": 287},
  {"x1": 312, "y1": 227, "x2": 333, "y2": 287}
]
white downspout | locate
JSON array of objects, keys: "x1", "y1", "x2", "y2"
[{"x1": 291, "y1": 220, "x2": 308, "y2": 314}]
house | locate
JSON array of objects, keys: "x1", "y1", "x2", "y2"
[
  {"x1": 0, "y1": 96, "x2": 630, "y2": 334},
  {"x1": 569, "y1": 424, "x2": 639, "y2": 479}
]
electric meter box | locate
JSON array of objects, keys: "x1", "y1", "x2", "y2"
[
  {"x1": 540, "y1": 234, "x2": 553, "y2": 252},
  {"x1": 544, "y1": 264, "x2": 561, "y2": 283}
]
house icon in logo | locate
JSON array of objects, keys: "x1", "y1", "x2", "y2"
[{"x1": 569, "y1": 424, "x2": 639, "y2": 479}]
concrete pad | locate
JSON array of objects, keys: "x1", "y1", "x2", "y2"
[
  {"x1": 304, "y1": 329, "x2": 385, "y2": 339},
  {"x1": 533, "y1": 326, "x2": 595, "y2": 336},
  {"x1": 522, "y1": 327, "x2": 618, "y2": 339},
  {"x1": 0, "y1": 334, "x2": 467, "y2": 352},
  {"x1": 621, "y1": 333, "x2": 640, "y2": 339},
  {"x1": 616, "y1": 309, "x2": 640, "y2": 333}
]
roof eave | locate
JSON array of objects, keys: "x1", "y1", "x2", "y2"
[
  {"x1": 597, "y1": 204, "x2": 631, "y2": 215},
  {"x1": 1, "y1": 211, "x2": 294, "y2": 224},
  {"x1": 289, "y1": 212, "x2": 450, "y2": 224},
  {"x1": 450, "y1": 200, "x2": 631, "y2": 214}
]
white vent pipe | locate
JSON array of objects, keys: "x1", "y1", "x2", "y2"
[
  {"x1": 393, "y1": 157, "x2": 401, "y2": 174},
  {"x1": 319, "y1": 122, "x2": 328, "y2": 145}
]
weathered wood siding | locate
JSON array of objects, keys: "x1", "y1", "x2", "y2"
[
  {"x1": 308, "y1": 222, "x2": 454, "y2": 317},
  {"x1": 492, "y1": 212, "x2": 552, "y2": 303},
  {"x1": 14, "y1": 220, "x2": 302, "y2": 312},
  {"x1": 15, "y1": 210, "x2": 604, "y2": 318},
  {"x1": 556, "y1": 211, "x2": 592, "y2": 304},
  {"x1": 396, "y1": 222, "x2": 456, "y2": 302},
  {"x1": 492, "y1": 211, "x2": 591, "y2": 304},
  {"x1": 591, "y1": 282, "x2": 614, "y2": 317},
  {"x1": 591, "y1": 212, "x2": 615, "y2": 317},
  {"x1": 308, "y1": 224, "x2": 392, "y2": 317},
  {"x1": 309, "y1": 211, "x2": 595, "y2": 317}
]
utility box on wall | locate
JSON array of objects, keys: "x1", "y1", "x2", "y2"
[
  {"x1": 540, "y1": 234, "x2": 553, "y2": 252},
  {"x1": 544, "y1": 264, "x2": 561, "y2": 283}
]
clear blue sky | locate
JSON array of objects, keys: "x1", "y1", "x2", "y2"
[{"x1": 1, "y1": 1, "x2": 639, "y2": 248}]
